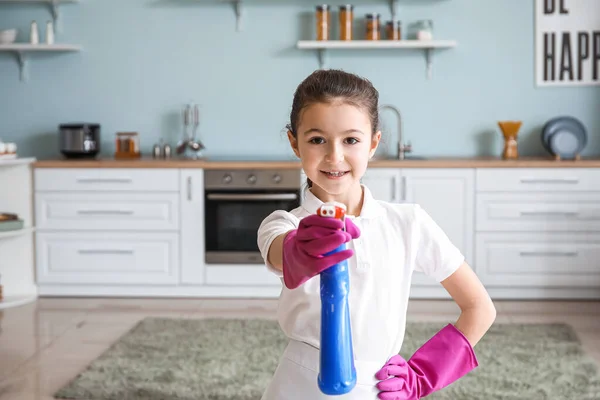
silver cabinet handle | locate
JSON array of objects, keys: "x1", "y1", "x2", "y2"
[
  {"x1": 520, "y1": 251, "x2": 578, "y2": 257},
  {"x1": 520, "y1": 211, "x2": 578, "y2": 217},
  {"x1": 77, "y1": 210, "x2": 134, "y2": 215},
  {"x1": 391, "y1": 178, "x2": 396, "y2": 202},
  {"x1": 187, "y1": 176, "x2": 192, "y2": 201},
  {"x1": 401, "y1": 176, "x2": 407, "y2": 202},
  {"x1": 520, "y1": 178, "x2": 579, "y2": 184},
  {"x1": 207, "y1": 193, "x2": 297, "y2": 201},
  {"x1": 78, "y1": 249, "x2": 134, "y2": 255},
  {"x1": 76, "y1": 178, "x2": 133, "y2": 183}
]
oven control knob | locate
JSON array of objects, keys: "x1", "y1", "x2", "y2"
[
  {"x1": 272, "y1": 174, "x2": 282, "y2": 184},
  {"x1": 247, "y1": 174, "x2": 257, "y2": 185},
  {"x1": 222, "y1": 174, "x2": 233, "y2": 184}
]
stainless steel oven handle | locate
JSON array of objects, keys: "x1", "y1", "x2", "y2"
[{"x1": 207, "y1": 193, "x2": 298, "y2": 201}]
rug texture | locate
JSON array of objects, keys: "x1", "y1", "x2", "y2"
[{"x1": 54, "y1": 318, "x2": 600, "y2": 400}]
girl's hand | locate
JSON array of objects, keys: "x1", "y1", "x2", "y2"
[{"x1": 282, "y1": 215, "x2": 360, "y2": 289}]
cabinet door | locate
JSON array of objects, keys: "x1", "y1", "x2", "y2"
[
  {"x1": 180, "y1": 169, "x2": 206, "y2": 284},
  {"x1": 361, "y1": 169, "x2": 400, "y2": 203},
  {"x1": 402, "y1": 169, "x2": 475, "y2": 287}
]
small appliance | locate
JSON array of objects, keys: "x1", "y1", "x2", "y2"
[{"x1": 59, "y1": 123, "x2": 101, "y2": 158}]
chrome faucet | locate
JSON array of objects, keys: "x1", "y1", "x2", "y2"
[{"x1": 379, "y1": 104, "x2": 412, "y2": 160}]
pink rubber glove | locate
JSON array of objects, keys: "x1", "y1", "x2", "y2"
[
  {"x1": 375, "y1": 324, "x2": 478, "y2": 400},
  {"x1": 282, "y1": 215, "x2": 360, "y2": 289}
]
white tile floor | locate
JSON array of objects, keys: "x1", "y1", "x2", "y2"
[{"x1": 0, "y1": 298, "x2": 599, "y2": 400}]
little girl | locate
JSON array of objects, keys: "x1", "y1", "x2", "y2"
[{"x1": 257, "y1": 69, "x2": 496, "y2": 400}]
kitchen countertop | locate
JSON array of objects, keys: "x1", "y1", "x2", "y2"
[{"x1": 32, "y1": 156, "x2": 600, "y2": 169}]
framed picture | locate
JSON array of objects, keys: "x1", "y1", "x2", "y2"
[{"x1": 535, "y1": 0, "x2": 600, "y2": 86}]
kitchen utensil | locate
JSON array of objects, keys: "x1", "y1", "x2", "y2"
[
  {"x1": 59, "y1": 123, "x2": 100, "y2": 159},
  {"x1": 192, "y1": 103, "x2": 199, "y2": 141},
  {"x1": 0, "y1": 29, "x2": 17, "y2": 44},
  {"x1": 498, "y1": 121, "x2": 522, "y2": 160},
  {"x1": 541, "y1": 116, "x2": 587, "y2": 160},
  {"x1": 176, "y1": 102, "x2": 206, "y2": 159}
]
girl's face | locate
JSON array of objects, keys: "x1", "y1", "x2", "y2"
[{"x1": 288, "y1": 101, "x2": 381, "y2": 205}]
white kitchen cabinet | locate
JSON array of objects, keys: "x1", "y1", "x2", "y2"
[
  {"x1": 403, "y1": 169, "x2": 475, "y2": 288},
  {"x1": 179, "y1": 169, "x2": 206, "y2": 285},
  {"x1": 475, "y1": 168, "x2": 600, "y2": 298},
  {"x1": 361, "y1": 168, "x2": 400, "y2": 203},
  {"x1": 34, "y1": 168, "x2": 181, "y2": 295},
  {"x1": 35, "y1": 168, "x2": 179, "y2": 192},
  {"x1": 361, "y1": 168, "x2": 474, "y2": 293},
  {"x1": 36, "y1": 231, "x2": 179, "y2": 285},
  {"x1": 30, "y1": 165, "x2": 600, "y2": 300},
  {"x1": 475, "y1": 232, "x2": 600, "y2": 288},
  {"x1": 35, "y1": 192, "x2": 180, "y2": 231}
]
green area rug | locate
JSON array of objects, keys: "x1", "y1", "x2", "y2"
[{"x1": 54, "y1": 318, "x2": 600, "y2": 400}]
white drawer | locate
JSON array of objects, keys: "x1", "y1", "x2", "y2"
[
  {"x1": 35, "y1": 232, "x2": 179, "y2": 285},
  {"x1": 476, "y1": 168, "x2": 600, "y2": 192},
  {"x1": 35, "y1": 168, "x2": 179, "y2": 192},
  {"x1": 476, "y1": 193, "x2": 600, "y2": 232},
  {"x1": 475, "y1": 233, "x2": 600, "y2": 287},
  {"x1": 205, "y1": 265, "x2": 281, "y2": 286},
  {"x1": 35, "y1": 193, "x2": 179, "y2": 231}
]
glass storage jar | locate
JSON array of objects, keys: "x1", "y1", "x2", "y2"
[
  {"x1": 316, "y1": 5, "x2": 330, "y2": 41},
  {"x1": 115, "y1": 132, "x2": 140, "y2": 159},
  {"x1": 339, "y1": 5, "x2": 353, "y2": 41},
  {"x1": 385, "y1": 20, "x2": 401, "y2": 40},
  {"x1": 415, "y1": 19, "x2": 433, "y2": 40},
  {"x1": 365, "y1": 13, "x2": 380, "y2": 40}
]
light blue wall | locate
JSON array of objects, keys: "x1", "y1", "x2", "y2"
[{"x1": 1, "y1": 0, "x2": 598, "y2": 160}]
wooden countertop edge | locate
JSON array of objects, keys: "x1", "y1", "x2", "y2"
[{"x1": 32, "y1": 157, "x2": 600, "y2": 169}]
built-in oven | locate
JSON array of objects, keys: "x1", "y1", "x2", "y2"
[{"x1": 204, "y1": 169, "x2": 301, "y2": 264}]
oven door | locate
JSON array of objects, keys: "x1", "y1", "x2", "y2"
[{"x1": 204, "y1": 190, "x2": 300, "y2": 264}]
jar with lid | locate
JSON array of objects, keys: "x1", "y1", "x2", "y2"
[
  {"x1": 339, "y1": 5, "x2": 353, "y2": 41},
  {"x1": 115, "y1": 132, "x2": 141, "y2": 159},
  {"x1": 415, "y1": 19, "x2": 433, "y2": 40},
  {"x1": 365, "y1": 13, "x2": 380, "y2": 40},
  {"x1": 316, "y1": 5, "x2": 330, "y2": 41},
  {"x1": 385, "y1": 20, "x2": 401, "y2": 40}
]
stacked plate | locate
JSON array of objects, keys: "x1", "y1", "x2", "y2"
[{"x1": 541, "y1": 116, "x2": 587, "y2": 160}]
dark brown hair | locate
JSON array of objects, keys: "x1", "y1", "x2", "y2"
[{"x1": 286, "y1": 69, "x2": 380, "y2": 188}]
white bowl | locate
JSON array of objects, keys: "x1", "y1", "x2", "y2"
[{"x1": 0, "y1": 29, "x2": 17, "y2": 44}]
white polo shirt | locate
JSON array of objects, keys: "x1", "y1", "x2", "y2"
[{"x1": 257, "y1": 185, "x2": 464, "y2": 364}]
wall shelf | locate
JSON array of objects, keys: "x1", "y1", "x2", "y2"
[
  {"x1": 197, "y1": 0, "x2": 402, "y2": 32},
  {"x1": 297, "y1": 40, "x2": 457, "y2": 79},
  {"x1": 0, "y1": 44, "x2": 81, "y2": 81},
  {"x1": 0, "y1": 0, "x2": 79, "y2": 31}
]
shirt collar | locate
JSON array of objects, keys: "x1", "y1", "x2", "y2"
[{"x1": 301, "y1": 184, "x2": 385, "y2": 219}]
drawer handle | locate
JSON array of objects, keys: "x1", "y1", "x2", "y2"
[
  {"x1": 519, "y1": 178, "x2": 579, "y2": 184},
  {"x1": 520, "y1": 211, "x2": 578, "y2": 217},
  {"x1": 78, "y1": 249, "x2": 134, "y2": 255},
  {"x1": 77, "y1": 210, "x2": 135, "y2": 215},
  {"x1": 519, "y1": 251, "x2": 578, "y2": 257},
  {"x1": 76, "y1": 178, "x2": 133, "y2": 183}
]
